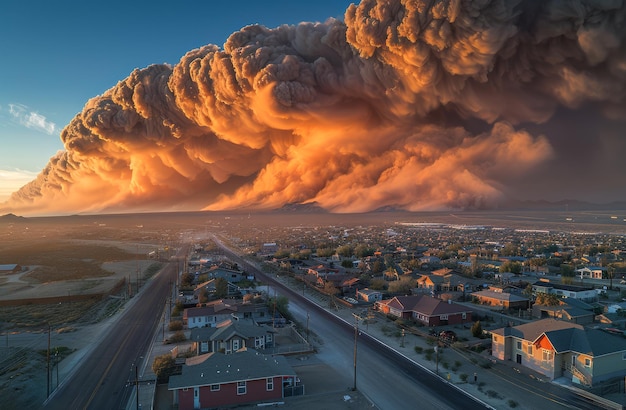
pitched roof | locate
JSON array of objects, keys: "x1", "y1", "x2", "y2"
[
  {"x1": 492, "y1": 318, "x2": 626, "y2": 357},
  {"x1": 381, "y1": 295, "x2": 472, "y2": 315},
  {"x1": 168, "y1": 348, "x2": 295, "y2": 389},
  {"x1": 190, "y1": 319, "x2": 274, "y2": 341},
  {"x1": 471, "y1": 290, "x2": 529, "y2": 302}
]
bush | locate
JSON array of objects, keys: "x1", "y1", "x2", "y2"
[
  {"x1": 414, "y1": 346, "x2": 423, "y2": 354},
  {"x1": 152, "y1": 354, "x2": 176, "y2": 382},
  {"x1": 508, "y1": 400, "x2": 518, "y2": 408},
  {"x1": 169, "y1": 330, "x2": 186, "y2": 343},
  {"x1": 168, "y1": 320, "x2": 183, "y2": 331},
  {"x1": 471, "y1": 321, "x2": 483, "y2": 338},
  {"x1": 459, "y1": 373, "x2": 468, "y2": 382}
]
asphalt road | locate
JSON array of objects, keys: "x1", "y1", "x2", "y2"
[
  {"x1": 42, "y1": 248, "x2": 185, "y2": 410},
  {"x1": 212, "y1": 236, "x2": 491, "y2": 409}
]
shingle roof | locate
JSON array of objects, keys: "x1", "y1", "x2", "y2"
[
  {"x1": 492, "y1": 318, "x2": 626, "y2": 357},
  {"x1": 189, "y1": 319, "x2": 274, "y2": 342},
  {"x1": 472, "y1": 290, "x2": 529, "y2": 302},
  {"x1": 168, "y1": 348, "x2": 295, "y2": 389}
]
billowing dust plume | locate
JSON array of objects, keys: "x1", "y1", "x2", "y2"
[{"x1": 3, "y1": 0, "x2": 625, "y2": 215}]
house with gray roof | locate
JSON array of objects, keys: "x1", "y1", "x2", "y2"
[
  {"x1": 376, "y1": 295, "x2": 473, "y2": 326},
  {"x1": 190, "y1": 319, "x2": 275, "y2": 355},
  {"x1": 532, "y1": 281, "x2": 597, "y2": 303},
  {"x1": 491, "y1": 319, "x2": 626, "y2": 386},
  {"x1": 168, "y1": 348, "x2": 299, "y2": 410},
  {"x1": 471, "y1": 289, "x2": 530, "y2": 310}
]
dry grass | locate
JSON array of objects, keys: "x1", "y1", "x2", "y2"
[{"x1": 0, "y1": 240, "x2": 137, "y2": 283}]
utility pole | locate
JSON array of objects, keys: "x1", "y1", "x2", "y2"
[
  {"x1": 135, "y1": 365, "x2": 139, "y2": 410},
  {"x1": 352, "y1": 313, "x2": 359, "y2": 391},
  {"x1": 46, "y1": 324, "x2": 51, "y2": 398}
]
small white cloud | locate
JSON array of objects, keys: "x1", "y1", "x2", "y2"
[
  {"x1": 8, "y1": 103, "x2": 57, "y2": 135},
  {"x1": 0, "y1": 168, "x2": 38, "y2": 202}
]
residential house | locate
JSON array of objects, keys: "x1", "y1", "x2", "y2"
[
  {"x1": 0, "y1": 264, "x2": 21, "y2": 273},
  {"x1": 532, "y1": 298, "x2": 595, "y2": 325},
  {"x1": 184, "y1": 300, "x2": 270, "y2": 329},
  {"x1": 532, "y1": 282, "x2": 597, "y2": 303},
  {"x1": 471, "y1": 289, "x2": 530, "y2": 310},
  {"x1": 207, "y1": 265, "x2": 246, "y2": 283},
  {"x1": 168, "y1": 348, "x2": 299, "y2": 410},
  {"x1": 491, "y1": 319, "x2": 626, "y2": 386},
  {"x1": 356, "y1": 288, "x2": 383, "y2": 303},
  {"x1": 376, "y1": 295, "x2": 473, "y2": 326},
  {"x1": 190, "y1": 319, "x2": 275, "y2": 355},
  {"x1": 575, "y1": 266, "x2": 607, "y2": 280}
]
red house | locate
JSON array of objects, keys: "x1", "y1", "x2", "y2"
[
  {"x1": 168, "y1": 348, "x2": 299, "y2": 409},
  {"x1": 377, "y1": 295, "x2": 473, "y2": 326}
]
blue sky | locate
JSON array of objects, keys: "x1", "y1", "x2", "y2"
[{"x1": 0, "y1": 0, "x2": 352, "y2": 200}]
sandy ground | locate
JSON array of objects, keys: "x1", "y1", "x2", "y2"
[{"x1": 0, "y1": 238, "x2": 159, "y2": 410}]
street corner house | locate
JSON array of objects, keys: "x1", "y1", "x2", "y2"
[
  {"x1": 491, "y1": 319, "x2": 626, "y2": 387},
  {"x1": 168, "y1": 348, "x2": 298, "y2": 409}
]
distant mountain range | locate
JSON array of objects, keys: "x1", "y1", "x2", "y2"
[{"x1": 3, "y1": 199, "x2": 626, "y2": 220}]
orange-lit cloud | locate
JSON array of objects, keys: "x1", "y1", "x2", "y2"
[{"x1": 2, "y1": 0, "x2": 625, "y2": 216}]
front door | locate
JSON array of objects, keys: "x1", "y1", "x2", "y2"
[
  {"x1": 194, "y1": 387, "x2": 200, "y2": 409},
  {"x1": 516, "y1": 354, "x2": 522, "y2": 364}
]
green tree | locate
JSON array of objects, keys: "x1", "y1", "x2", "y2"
[
  {"x1": 152, "y1": 354, "x2": 176, "y2": 381},
  {"x1": 471, "y1": 321, "x2": 483, "y2": 338},
  {"x1": 354, "y1": 244, "x2": 374, "y2": 258},
  {"x1": 198, "y1": 287, "x2": 209, "y2": 303},
  {"x1": 274, "y1": 249, "x2": 290, "y2": 259},
  {"x1": 337, "y1": 245, "x2": 353, "y2": 258},
  {"x1": 316, "y1": 247, "x2": 334, "y2": 258},
  {"x1": 180, "y1": 271, "x2": 195, "y2": 288},
  {"x1": 499, "y1": 261, "x2": 521, "y2": 274},
  {"x1": 387, "y1": 276, "x2": 414, "y2": 294},
  {"x1": 215, "y1": 277, "x2": 228, "y2": 299},
  {"x1": 372, "y1": 260, "x2": 384, "y2": 274},
  {"x1": 560, "y1": 264, "x2": 575, "y2": 277},
  {"x1": 341, "y1": 259, "x2": 354, "y2": 269}
]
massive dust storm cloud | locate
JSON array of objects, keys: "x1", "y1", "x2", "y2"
[{"x1": 3, "y1": 0, "x2": 625, "y2": 216}]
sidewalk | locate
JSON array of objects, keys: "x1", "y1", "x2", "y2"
[
  {"x1": 281, "y1": 275, "x2": 625, "y2": 410},
  {"x1": 138, "y1": 273, "x2": 626, "y2": 410}
]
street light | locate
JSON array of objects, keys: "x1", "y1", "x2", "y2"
[{"x1": 401, "y1": 328, "x2": 405, "y2": 347}]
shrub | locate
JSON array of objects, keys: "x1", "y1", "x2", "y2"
[
  {"x1": 508, "y1": 400, "x2": 518, "y2": 408},
  {"x1": 152, "y1": 354, "x2": 176, "y2": 382},
  {"x1": 459, "y1": 373, "x2": 468, "y2": 382},
  {"x1": 471, "y1": 321, "x2": 483, "y2": 338},
  {"x1": 414, "y1": 346, "x2": 423, "y2": 354},
  {"x1": 169, "y1": 330, "x2": 186, "y2": 343},
  {"x1": 168, "y1": 320, "x2": 183, "y2": 331}
]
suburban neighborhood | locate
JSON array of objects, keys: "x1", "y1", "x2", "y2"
[{"x1": 142, "y1": 218, "x2": 626, "y2": 409}]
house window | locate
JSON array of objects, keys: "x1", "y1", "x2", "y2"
[
  {"x1": 210, "y1": 384, "x2": 220, "y2": 391},
  {"x1": 527, "y1": 345, "x2": 532, "y2": 355},
  {"x1": 266, "y1": 377, "x2": 274, "y2": 391},
  {"x1": 237, "y1": 381, "x2": 246, "y2": 395},
  {"x1": 623, "y1": 352, "x2": 626, "y2": 360},
  {"x1": 462, "y1": 312, "x2": 466, "y2": 319},
  {"x1": 516, "y1": 341, "x2": 522, "y2": 350},
  {"x1": 440, "y1": 314, "x2": 448, "y2": 320},
  {"x1": 200, "y1": 341, "x2": 209, "y2": 353},
  {"x1": 542, "y1": 349, "x2": 552, "y2": 362},
  {"x1": 493, "y1": 335, "x2": 498, "y2": 343},
  {"x1": 584, "y1": 358, "x2": 591, "y2": 368},
  {"x1": 232, "y1": 339, "x2": 240, "y2": 350}
]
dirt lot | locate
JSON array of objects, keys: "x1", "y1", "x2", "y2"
[{"x1": 0, "y1": 216, "x2": 170, "y2": 409}]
